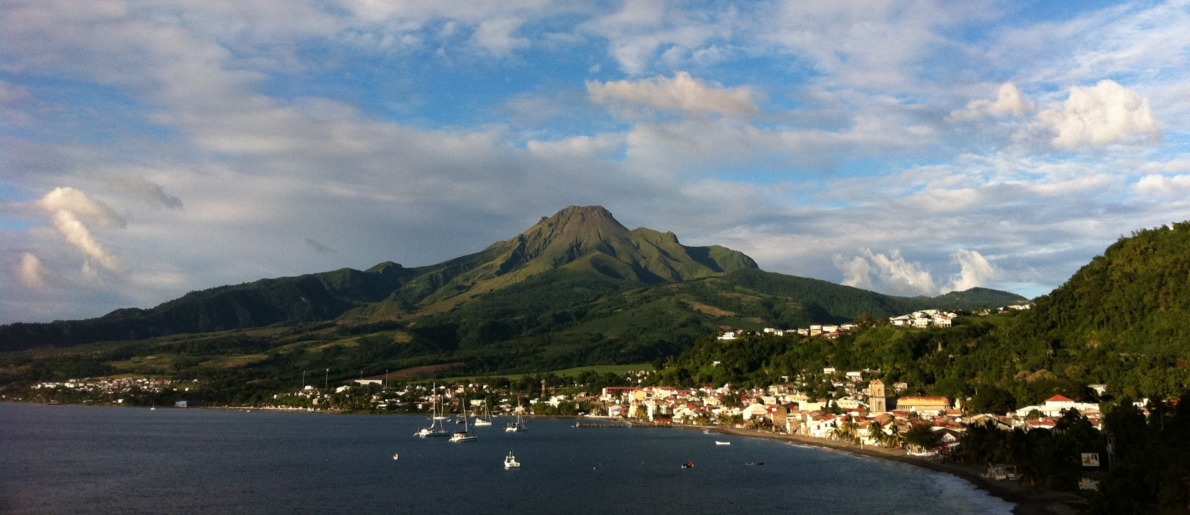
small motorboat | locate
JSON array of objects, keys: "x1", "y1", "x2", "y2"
[
  {"x1": 504, "y1": 452, "x2": 521, "y2": 469},
  {"x1": 392, "y1": 453, "x2": 400, "y2": 460},
  {"x1": 746, "y1": 461, "x2": 764, "y2": 466},
  {"x1": 715, "y1": 441, "x2": 731, "y2": 446},
  {"x1": 681, "y1": 461, "x2": 695, "y2": 469}
]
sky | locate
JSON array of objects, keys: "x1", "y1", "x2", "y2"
[{"x1": 2, "y1": 0, "x2": 1189, "y2": 324}]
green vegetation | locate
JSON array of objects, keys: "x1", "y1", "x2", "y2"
[
  {"x1": 3, "y1": 213, "x2": 1189, "y2": 514},
  {"x1": 0, "y1": 205, "x2": 1024, "y2": 402},
  {"x1": 652, "y1": 223, "x2": 1190, "y2": 406}
]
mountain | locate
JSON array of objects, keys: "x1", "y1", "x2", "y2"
[
  {"x1": 0, "y1": 264, "x2": 417, "y2": 350},
  {"x1": 0, "y1": 205, "x2": 1027, "y2": 387},
  {"x1": 1004, "y1": 222, "x2": 1190, "y2": 393},
  {"x1": 0, "y1": 206, "x2": 761, "y2": 350},
  {"x1": 370, "y1": 205, "x2": 758, "y2": 313}
]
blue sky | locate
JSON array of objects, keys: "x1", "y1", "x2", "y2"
[{"x1": 2, "y1": 0, "x2": 1188, "y2": 323}]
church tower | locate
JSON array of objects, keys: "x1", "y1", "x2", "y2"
[{"x1": 868, "y1": 379, "x2": 887, "y2": 413}]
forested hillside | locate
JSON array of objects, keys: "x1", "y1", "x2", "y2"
[
  {"x1": 1008, "y1": 223, "x2": 1190, "y2": 398},
  {"x1": 652, "y1": 222, "x2": 1190, "y2": 406}
]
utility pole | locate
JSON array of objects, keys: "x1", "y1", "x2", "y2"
[{"x1": 324, "y1": 368, "x2": 329, "y2": 390}]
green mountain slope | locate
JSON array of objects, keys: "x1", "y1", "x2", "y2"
[
  {"x1": 0, "y1": 206, "x2": 760, "y2": 350},
  {"x1": 652, "y1": 221, "x2": 1190, "y2": 403},
  {"x1": 387, "y1": 205, "x2": 758, "y2": 309},
  {"x1": 0, "y1": 205, "x2": 1027, "y2": 390},
  {"x1": 0, "y1": 264, "x2": 416, "y2": 350},
  {"x1": 1005, "y1": 222, "x2": 1190, "y2": 395}
]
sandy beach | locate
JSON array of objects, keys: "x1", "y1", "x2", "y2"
[{"x1": 709, "y1": 426, "x2": 1086, "y2": 515}]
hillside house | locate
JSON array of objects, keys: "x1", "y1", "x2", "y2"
[{"x1": 1014, "y1": 394, "x2": 1100, "y2": 418}]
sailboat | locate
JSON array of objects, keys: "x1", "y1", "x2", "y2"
[
  {"x1": 450, "y1": 396, "x2": 478, "y2": 443},
  {"x1": 505, "y1": 408, "x2": 526, "y2": 433},
  {"x1": 472, "y1": 401, "x2": 492, "y2": 427},
  {"x1": 414, "y1": 392, "x2": 450, "y2": 438}
]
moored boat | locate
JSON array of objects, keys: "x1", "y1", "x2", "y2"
[
  {"x1": 505, "y1": 409, "x2": 526, "y2": 433},
  {"x1": 473, "y1": 401, "x2": 492, "y2": 427},
  {"x1": 450, "y1": 395, "x2": 479, "y2": 442},
  {"x1": 415, "y1": 390, "x2": 451, "y2": 438},
  {"x1": 504, "y1": 452, "x2": 521, "y2": 469}
]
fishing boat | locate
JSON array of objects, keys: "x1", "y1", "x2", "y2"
[{"x1": 504, "y1": 452, "x2": 520, "y2": 469}]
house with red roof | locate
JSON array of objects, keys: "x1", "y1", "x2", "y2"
[{"x1": 1014, "y1": 394, "x2": 1100, "y2": 418}]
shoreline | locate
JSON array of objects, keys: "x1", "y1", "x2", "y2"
[
  {"x1": 3, "y1": 401, "x2": 1085, "y2": 513},
  {"x1": 705, "y1": 425, "x2": 1084, "y2": 515}
]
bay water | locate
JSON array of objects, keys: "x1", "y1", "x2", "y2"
[{"x1": 0, "y1": 403, "x2": 1012, "y2": 514}]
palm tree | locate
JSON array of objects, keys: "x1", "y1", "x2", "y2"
[
  {"x1": 838, "y1": 415, "x2": 859, "y2": 444},
  {"x1": 887, "y1": 423, "x2": 905, "y2": 449},
  {"x1": 866, "y1": 420, "x2": 887, "y2": 447}
]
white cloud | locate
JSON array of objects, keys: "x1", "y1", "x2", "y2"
[
  {"x1": 526, "y1": 134, "x2": 624, "y2": 160},
  {"x1": 471, "y1": 18, "x2": 529, "y2": 56},
  {"x1": 762, "y1": 0, "x2": 991, "y2": 90},
  {"x1": 837, "y1": 249, "x2": 939, "y2": 296},
  {"x1": 39, "y1": 187, "x2": 124, "y2": 228},
  {"x1": 37, "y1": 187, "x2": 125, "y2": 273},
  {"x1": 837, "y1": 254, "x2": 875, "y2": 291},
  {"x1": 18, "y1": 253, "x2": 47, "y2": 289},
  {"x1": 1135, "y1": 174, "x2": 1190, "y2": 196},
  {"x1": 836, "y1": 248, "x2": 997, "y2": 296},
  {"x1": 949, "y1": 82, "x2": 1035, "y2": 121},
  {"x1": 950, "y1": 249, "x2": 995, "y2": 292},
  {"x1": 1040, "y1": 80, "x2": 1160, "y2": 149},
  {"x1": 587, "y1": 72, "x2": 759, "y2": 117},
  {"x1": 581, "y1": 1, "x2": 728, "y2": 75}
]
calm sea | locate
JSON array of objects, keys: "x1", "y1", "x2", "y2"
[{"x1": 0, "y1": 403, "x2": 1012, "y2": 514}]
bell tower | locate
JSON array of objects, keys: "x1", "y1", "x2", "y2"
[{"x1": 868, "y1": 379, "x2": 887, "y2": 413}]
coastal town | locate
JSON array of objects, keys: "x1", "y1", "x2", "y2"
[
  {"x1": 15, "y1": 304, "x2": 1169, "y2": 513},
  {"x1": 18, "y1": 306, "x2": 1117, "y2": 486}
]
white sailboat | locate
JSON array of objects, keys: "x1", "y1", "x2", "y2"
[
  {"x1": 504, "y1": 451, "x2": 521, "y2": 469},
  {"x1": 450, "y1": 396, "x2": 478, "y2": 442},
  {"x1": 472, "y1": 401, "x2": 492, "y2": 427},
  {"x1": 504, "y1": 408, "x2": 526, "y2": 433},
  {"x1": 414, "y1": 391, "x2": 450, "y2": 438}
]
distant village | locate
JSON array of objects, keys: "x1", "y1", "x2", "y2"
[{"x1": 24, "y1": 302, "x2": 1125, "y2": 486}]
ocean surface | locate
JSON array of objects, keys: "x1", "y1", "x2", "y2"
[{"x1": 0, "y1": 403, "x2": 1013, "y2": 514}]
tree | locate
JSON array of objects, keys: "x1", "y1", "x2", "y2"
[
  {"x1": 969, "y1": 385, "x2": 1017, "y2": 415},
  {"x1": 866, "y1": 420, "x2": 887, "y2": 447},
  {"x1": 904, "y1": 424, "x2": 942, "y2": 451}
]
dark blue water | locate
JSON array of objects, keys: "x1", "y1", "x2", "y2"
[{"x1": 0, "y1": 403, "x2": 1012, "y2": 514}]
